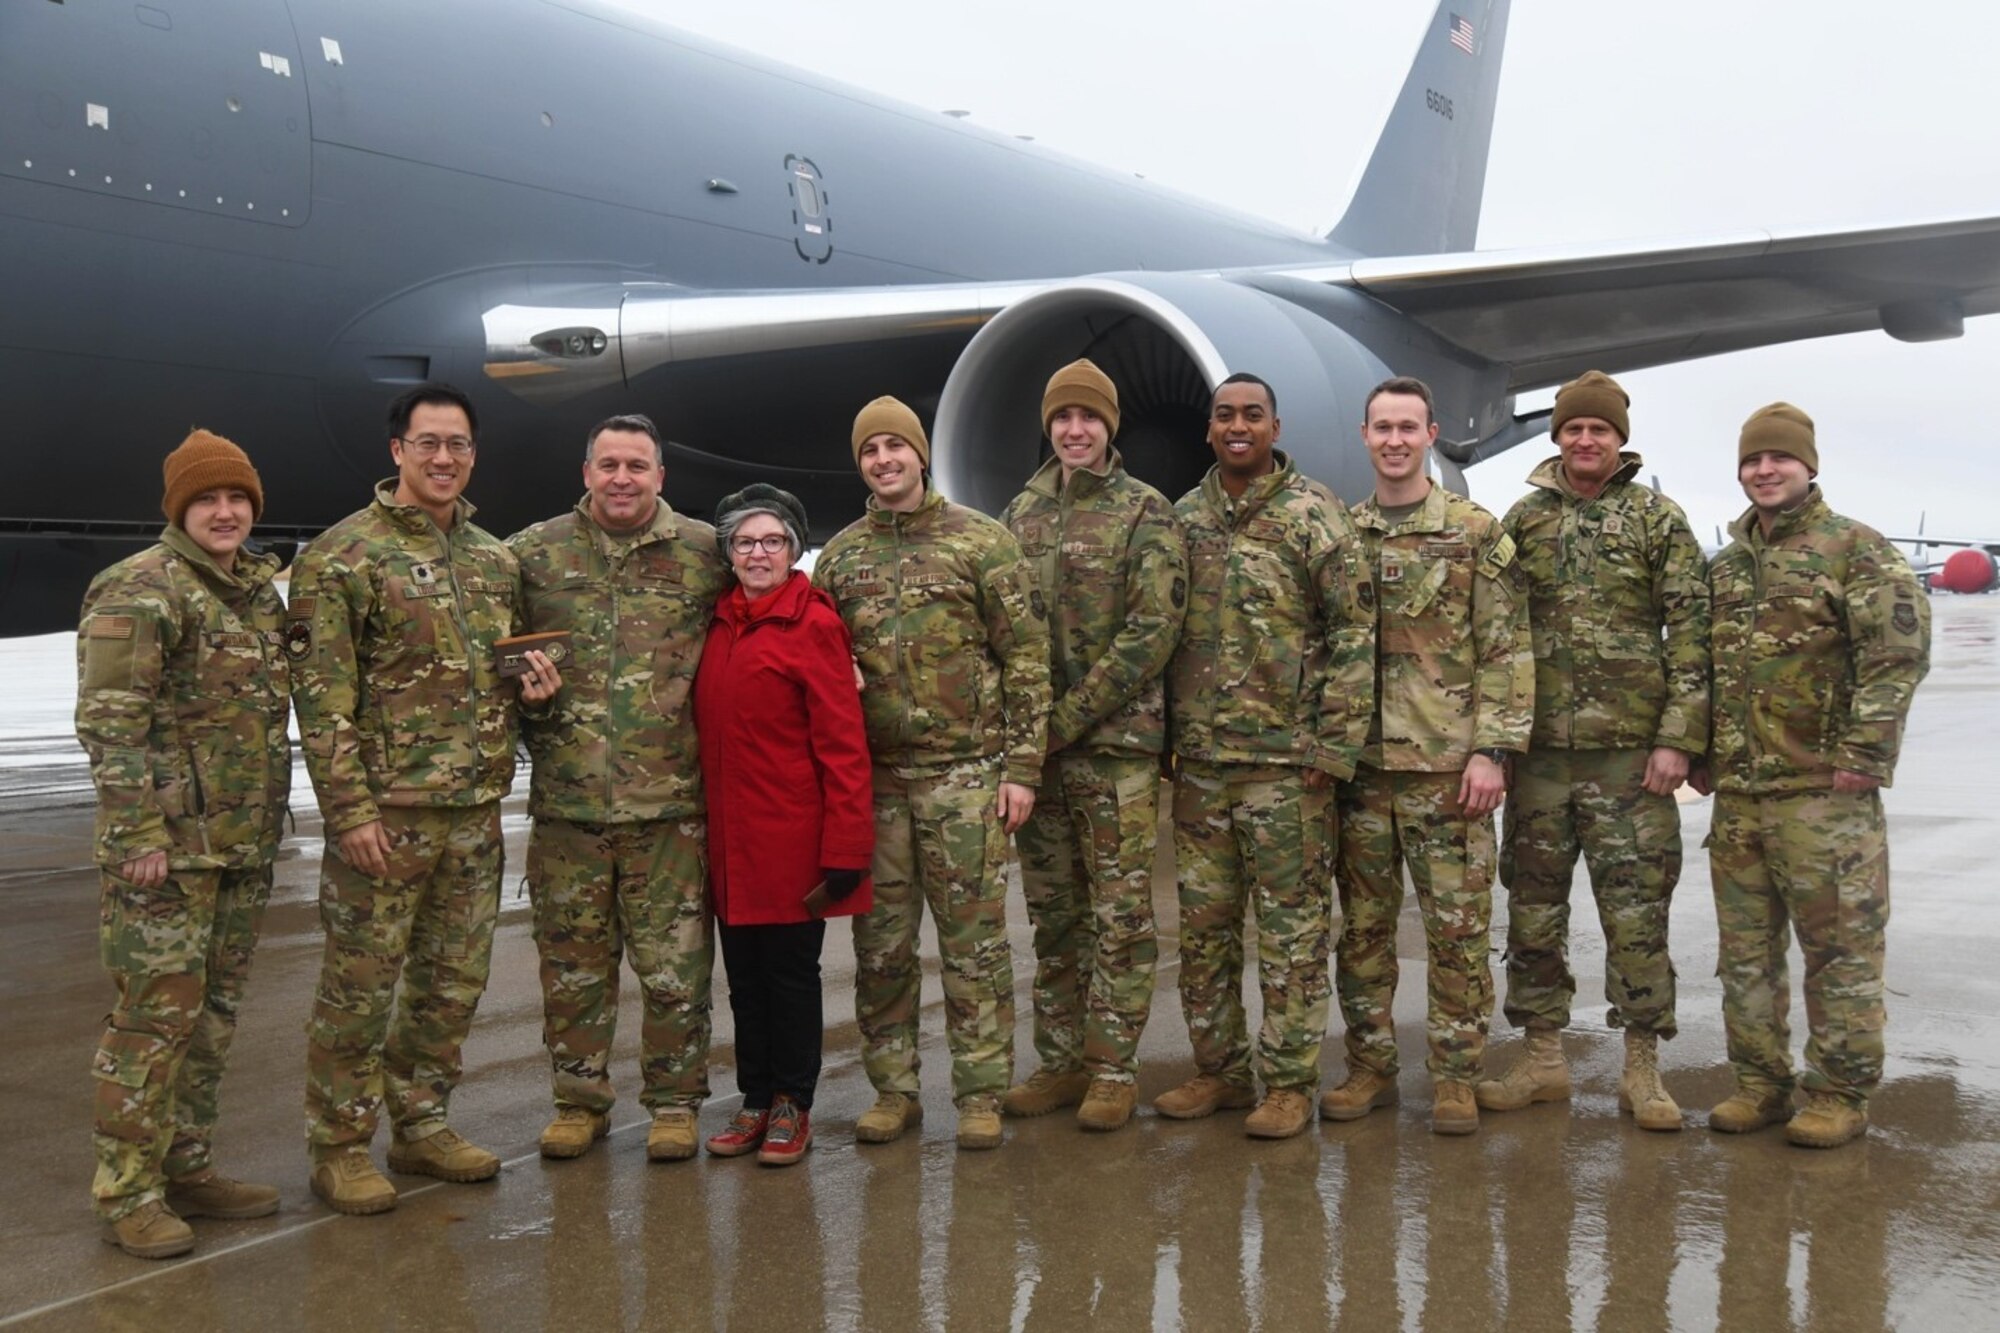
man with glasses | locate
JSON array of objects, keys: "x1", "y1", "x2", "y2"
[
  {"x1": 507, "y1": 414, "x2": 728, "y2": 1165},
  {"x1": 288, "y1": 382, "x2": 560, "y2": 1214}
]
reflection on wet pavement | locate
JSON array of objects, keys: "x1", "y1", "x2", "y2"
[{"x1": 3, "y1": 602, "x2": 1998, "y2": 1329}]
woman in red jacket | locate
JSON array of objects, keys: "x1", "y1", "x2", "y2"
[{"x1": 693, "y1": 484, "x2": 873, "y2": 1166}]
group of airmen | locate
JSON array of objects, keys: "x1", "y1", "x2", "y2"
[{"x1": 75, "y1": 362, "x2": 1929, "y2": 1261}]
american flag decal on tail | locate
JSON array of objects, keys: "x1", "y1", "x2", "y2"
[{"x1": 1449, "y1": 14, "x2": 1475, "y2": 54}]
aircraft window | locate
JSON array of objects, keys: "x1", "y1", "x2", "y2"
[
  {"x1": 320, "y1": 37, "x2": 343, "y2": 65},
  {"x1": 86, "y1": 103, "x2": 107, "y2": 130},
  {"x1": 785, "y1": 155, "x2": 833, "y2": 262}
]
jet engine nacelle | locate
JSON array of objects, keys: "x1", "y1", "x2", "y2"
[
  {"x1": 933, "y1": 274, "x2": 1404, "y2": 514},
  {"x1": 1930, "y1": 548, "x2": 1999, "y2": 594}
]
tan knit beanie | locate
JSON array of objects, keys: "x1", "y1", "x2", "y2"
[
  {"x1": 162, "y1": 429, "x2": 264, "y2": 525},
  {"x1": 850, "y1": 396, "x2": 930, "y2": 469},
  {"x1": 1041, "y1": 358, "x2": 1120, "y2": 440},
  {"x1": 1551, "y1": 370, "x2": 1631, "y2": 442},
  {"x1": 1739, "y1": 402, "x2": 1818, "y2": 473}
]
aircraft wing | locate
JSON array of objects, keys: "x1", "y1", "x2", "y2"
[
  {"x1": 1282, "y1": 213, "x2": 2000, "y2": 391},
  {"x1": 1888, "y1": 537, "x2": 2000, "y2": 551}
]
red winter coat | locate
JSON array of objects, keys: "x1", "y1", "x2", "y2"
[{"x1": 694, "y1": 571, "x2": 874, "y2": 925}]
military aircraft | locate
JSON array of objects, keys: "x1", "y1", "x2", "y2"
[
  {"x1": 1892, "y1": 522, "x2": 2000, "y2": 594},
  {"x1": 5, "y1": 0, "x2": 1999, "y2": 633}
]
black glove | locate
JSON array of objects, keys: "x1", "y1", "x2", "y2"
[{"x1": 820, "y1": 868, "x2": 863, "y2": 901}]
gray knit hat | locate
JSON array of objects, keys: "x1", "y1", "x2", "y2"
[{"x1": 714, "y1": 483, "x2": 809, "y2": 555}]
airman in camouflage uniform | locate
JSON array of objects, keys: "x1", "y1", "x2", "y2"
[
  {"x1": 999, "y1": 360, "x2": 1187, "y2": 1132},
  {"x1": 1478, "y1": 372, "x2": 1711, "y2": 1132},
  {"x1": 1156, "y1": 373, "x2": 1376, "y2": 1140},
  {"x1": 1328, "y1": 376, "x2": 1533, "y2": 1136},
  {"x1": 288, "y1": 384, "x2": 560, "y2": 1213},
  {"x1": 814, "y1": 396, "x2": 1051, "y2": 1150},
  {"x1": 77, "y1": 431, "x2": 289, "y2": 1258},
  {"x1": 1697, "y1": 403, "x2": 1928, "y2": 1148},
  {"x1": 509, "y1": 414, "x2": 729, "y2": 1163}
]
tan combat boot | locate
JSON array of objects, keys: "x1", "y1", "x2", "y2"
[
  {"x1": 540, "y1": 1106, "x2": 610, "y2": 1160},
  {"x1": 1432, "y1": 1080, "x2": 1479, "y2": 1136},
  {"x1": 1785, "y1": 1093, "x2": 1868, "y2": 1148},
  {"x1": 387, "y1": 1126, "x2": 500, "y2": 1182},
  {"x1": 1076, "y1": 1078, "x2": 1137, "y2": 1131},
  {"x1": 1707, "y1": 1086, "x2": 1792, "y2": 1134},
  {"x1": 1245, "y1": 1088, "x2": 1314, "y2": 1139},
  {"x1": 1319, "y1": 1067, "x2": 1400, "y2": 1122},
  {"x1": 1152, "y1": 1073, "x2": 1257, "y2": 1121},
  {"x1": 647, "y1": 1108, "x2": 698, "y2": 1162},
  {"x1": 1474, "y1": 1028, "x2": 1571, "y2": 1111},
  {"x1": 956, "y1": 1095, "x2": 1004, "y2": 1150},
  {"x1": 1001, "y1": 1067, "x2": 1091, "y2": 1117},
  {"x1": 165, "y1": 1170, "x2": 280, "y2": 1219},
  {"x1": 310, "y1": 1151, "x2": 398, "y2": 1215},
  {"x1": 855, "y1": 1091, "x2": 923, "y2": 1144},
  {"x1": 102, "y1": 1199, "x2": 195, "y2": 1259},
  {"x1": 1618, "y1": 1029, "x2": 1683, "y2": 1131}
]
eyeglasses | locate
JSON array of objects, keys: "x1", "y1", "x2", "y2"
[
  {"x1": 729, "y1": 534, "x2": 791, "y2": 556},
  {"x1": 397, "y1": 434, "x2": 476, "y2": 458}
]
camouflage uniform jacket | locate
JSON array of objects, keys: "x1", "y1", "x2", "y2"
[
  {"x1": 1000, "y1": 449, "x2": 1187, "y2": 757},
  {"x1": 509, "y1": 496, "x2": 728, "y2": 822},
  {"x1": 1351, "y1": 483, "x2": 1533, "y2": 772},
  {"x1": 1503, "y1": 453, "x2": 1711, "y2": 753},
  {"x1": 1167, "y1": 451, "x2": 1375, "y2": 779},
  {"x1": 75, "y1": 527, "x2": 291, "y2": 869},
  {"x1": 813, "y1": 485, "x2": 1051, "y2": 786},
  {"x1": 1708, "y1": 487, "x2": 1929, "y2": 794},
  {"x1": 287, "y1": 481, "x2": 521, "y2": 833}
]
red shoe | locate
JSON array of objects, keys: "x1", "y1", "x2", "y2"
[
  {"x1": 757, "y1": 1097, "x2": 813, "y2": 1167},
  {"x1": 706, "y1": 1107, "x2": 769, "y2": 1158}
]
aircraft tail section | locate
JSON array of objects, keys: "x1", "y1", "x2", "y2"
[{"x1": 1329, "y1": 0, "x2": 1512, "y2": 258}]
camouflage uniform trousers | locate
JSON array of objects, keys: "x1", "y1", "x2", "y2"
[
  {"x1": 855, "y1": 756, "x2": 1015, "y2": 1105},
  {"x1": 1709, "y1": 789, "x2": 1890, "y2": 1105},
  {"x1": 1335, "y1": 767, "x2": 1496, "y2": 1082},
  {"x1": 1498, "y1": 747, "x2": 1681, "y2": 1036},
  {"x1": 525, "y1": 816, "x2": 712, "y2": 1114},
  {"x1": 1170, "y1": 760, "x2": 1332, "y2": 1092},
  {"x1": 1015, "y1": 752, "x2": 1161, "y2": 1082},
  {"x1": 90, "y1": 863, "x2": 272, "y2": 1221},
  {"x1": 305, "y1": 803, "x2": 503, "y2": 1155}
]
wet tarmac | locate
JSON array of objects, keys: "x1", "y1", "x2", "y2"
[{"x1": 2, "y1": 599, "x2": 1998, "y2": 1330}]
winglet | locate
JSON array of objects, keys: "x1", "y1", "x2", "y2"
[{"x1": 1328, "y1": 0, "x2": 1512, "y2": 258}]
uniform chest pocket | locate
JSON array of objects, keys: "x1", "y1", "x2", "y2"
[
  {"x1": 902, "y1": 572, "x2": 979, "y2": 630},
  {"x1": 1064, "y1": 542, "x2": 1123, "y2": 590},
  {"x1": 195, "y1": 629, "x2": 273, "y2": 704},
  {"x1": 458, "y1": 576, "x2": 517, "y2": 648},
  {"x1": 829, "y1": 578, "x2": 890, "y2": 646},
  {"x1": 1395, "y1": 556, "x2": 1455, "y2": 619},
  {"x1": 632, "y1": 561, "x2": 685, "y2": 589}
]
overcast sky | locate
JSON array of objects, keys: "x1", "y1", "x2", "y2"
[{"x1": 631, "y1": 0, "x2": 2000, "y2": 547}]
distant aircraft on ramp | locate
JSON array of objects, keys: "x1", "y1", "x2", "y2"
[{"x1": 4, "y1": 0, "x2": 1999, "y2": 632}]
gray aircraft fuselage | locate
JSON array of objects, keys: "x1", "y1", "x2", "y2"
[{"x1": 7, "y1": 0, "x2": 1456, "y2": 631}]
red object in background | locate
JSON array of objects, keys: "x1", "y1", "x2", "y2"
[{"x1": 1929, "y1": 548, "x2": 1999, "y2": 594}]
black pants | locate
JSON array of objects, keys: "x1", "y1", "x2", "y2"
[{"x1": 718, "y1": 918, "x2": 827, "y2": 1110}]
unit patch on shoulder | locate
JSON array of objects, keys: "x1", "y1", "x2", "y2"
[
  {"x1": 86, "y1": 614, "x2": 136, "y2": 640},
  {"x1": 1171, "y1": 576, "x2": 1186, "y2": 609},
  {"x1": 1892, "y1": 600, "x2": 1919, "y2": 636},
  {"x1": 284, "y1": 619, "x2": 314, "y2": 659}
]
